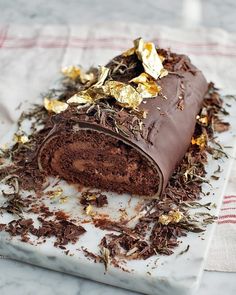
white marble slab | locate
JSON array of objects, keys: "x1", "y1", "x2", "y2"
[
  {"x1": 0, "y1": 97, "x2": 236, "y2": 295},
  {"x1": 0, "y1": 258, "x2": 235, "y2": 295}
]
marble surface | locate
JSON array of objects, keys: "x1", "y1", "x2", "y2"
[
  {"x1": 0, "y1": 0, "x2": 236, "y2": 294},
  {"x1": 0, "y1": 96, "x2": 236, "y2": 295},
  {"x1": 0, "y1": 258, "x2": 235, "y2": 295},
  {"x1": 0, "y1": 103, "x2": 235, "y2": 294}
]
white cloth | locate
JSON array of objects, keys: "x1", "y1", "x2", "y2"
[{"x1": 0, "y1": 23, "x2": 236, "y2": 272}]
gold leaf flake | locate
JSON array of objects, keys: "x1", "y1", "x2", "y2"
[
  {"x1": 47, "y1": 187, "x2": 63, "y2": 200},
  {"x1": 122, "y1": 47, "x2": 135, "y2": 57},
  {"x1": 85, "y1": 204, "x2": 94, "y2": 216},
  {"x1": 158, "y1": 214, "x2": 172, "y2": 225},
  {"x1": 104, "y1": 81, "x2": 142, "y2": 109},
  {"x1": 59, "y1": 196, "x2": 68, "y2": 204},
  {"x1": 136, "y1": 83, "x2": 160, "y2": 99},
  {"x1": 191, "y1": 133, "x2": 207, "y2": 149},
  {"x1": 196, "y1": 115, "x2": 208, "y2": 126},
  {"x1": 130, "y1": 72, "x2": 149, "y2": 84},
  {"x1": 159, "y1": 68, "x2": 168, "y2": 78},
  {"x1": 134, "y1": 38, "x2": 167, "y2": 80},
  {"x1": 199, "y1": 117, "x2": 208, "y2": 125},
  {"x1": 53, "y1": 189, "x2": 63, "y2": 197},
  {"x1": 80, "y1": 71, "x2": 96, "y2": 84},
  {"x1": 159, "y1": 210, "x2": 183, "y2": 225},
  {"x1": 62, "y1": 65, "x2": 95, "y2": 84},
  {"x1": 67, "y1": 70, "x2": 110, "y2": 106},
  {"x1": 86, "y1": 194, "x2": 97, "y2": 201},
  {"x1": 14, "y1": 134, "x2": 29, "y2": 144},
  {"x1": 130, "y1": 73, "x2": 161, "y2": 98},
  {"x1": 67, "y1": 92, "x2": 94, "y2": 105},
  {"x1": 169, "y1": 210, "x2": 183, "y2": 223},
  {"x1": 61, "y1": 65, "x2": 81, "y2": 80},
  {"x1": 44, "y1": 98, "x2": 68, "y2": 114}
]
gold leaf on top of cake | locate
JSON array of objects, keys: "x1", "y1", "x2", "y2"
[
  {"x1": 67, "y1": 80, "x2": 142, "y2": 109},
  {"x1": 134, "y1": 38, "x2": 168, "y2": 80},
  {"x1": 130, "y1": 73, "x2": 162, "y2": 98},
  {"x1": 67, "y1": 91, "x2": 94, "y2": 105},
  {"x1": 122, "y1": 47, "x2": 135, "y2": 57},
  {"x1": 79, "y1": 71, "x2": 96, "y2": 84},
  {"x1": 62, "y1": 65, "x2": 95, "y2": 84},
  {"x1": 67, "y1": 66, "x2": 110, "y2": 106},
  {"x1": 44, "y1": 98, "x2": 68, "y2": 114},
  {"x1": 65, "y1": 38, "x2": 169, "y2": 110},
  {"x1": 103, "y1": 81, "x2": 142, "y2": 109}
]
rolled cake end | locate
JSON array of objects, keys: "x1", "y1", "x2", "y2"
[{"x1": 38, "y1": 128, "x2": 160, "y2": 197}]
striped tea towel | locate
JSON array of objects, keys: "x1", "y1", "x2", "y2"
[{"x1": 0, "y1": 23, "x2": 236, "y2": 271}]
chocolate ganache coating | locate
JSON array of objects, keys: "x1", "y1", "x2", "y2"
[{"x1": 38, "y1": 49, "x2": 208, "y2": 197}]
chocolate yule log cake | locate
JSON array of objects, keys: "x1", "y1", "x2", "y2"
[{"x1": 37, "y1": 38, "x2": 208, "y2": 198}]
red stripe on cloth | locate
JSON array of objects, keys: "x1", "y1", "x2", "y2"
[
  {"x1": 219, "y1": 214, "x2": 236, "y2": 219},
  {"x1": 224, "y1": 195, "x2": 236, "y2": 199},
  {"x1": 221, "y1": 207, "x2": 236, "y2": 211},
  {"x1": 3, "y1": 35, "x2": 236, "y2": 49},
  {"x1": 1, "y1": 35, "x2": 236, "y2": 56},
  {"x1": 218, "y1": 220, "x2": 236, "y2": 224},
  {"x1": 223, "y1": 200, "x2": 236, "y2": 205},
  {"x1": 0, "y1": 26, "x2": 8, "y2": 48},
  {"x1": 2, "y1": 43, "x2": 236, "y2": 57}
]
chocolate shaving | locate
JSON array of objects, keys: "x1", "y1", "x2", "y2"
[
  {"x1": 80, "y1": 191, "x2": 108, "y2": 208},
  {"x1": 1, "y1": 217, "x2": 86, "y2": 247}
]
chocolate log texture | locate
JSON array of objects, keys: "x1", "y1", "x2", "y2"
[{"x1": 38, "y1": 49, "x2": 208, "y2": 198}]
